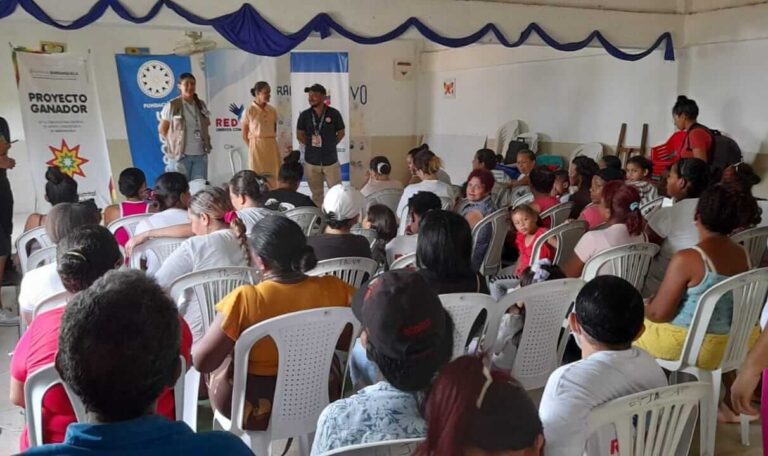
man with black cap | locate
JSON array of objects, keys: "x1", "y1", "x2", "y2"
[
  {"x1": 311, "y1": 270, "x2": 454, "y2": 455},
  {"x1": 296, "y1": 83, "x2": 346, "y2": 207},
  {"x1": 0, "y1": 116, "x2": 17, "y2": 321}
]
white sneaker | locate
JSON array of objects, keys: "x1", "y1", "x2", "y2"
[{"x1": 0, "y1": 308, "x2": 20, "y2": 326}]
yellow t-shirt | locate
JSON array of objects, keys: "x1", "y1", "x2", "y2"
[{"x1": 215, "y1": 276, "x2": 355, "y2": 376}]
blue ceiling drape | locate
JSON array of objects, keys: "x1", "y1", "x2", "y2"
[{"x1": 0, "y1": 0, "x2": 675, "y2": 60}]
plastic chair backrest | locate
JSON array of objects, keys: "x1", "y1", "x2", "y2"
[
  {"x1": 586, "y1": 383, "x2": 708, "y2": 456},
  {"x1": 351, "y1": 226, "x2": 377, "y2": 248},
  {"x1": 129, "y1": 237, "x2": 184, "y2": 270},
  {"x1": 17, "y1": 226, "x2": 53, "y2": 274},
  {"x1": 640, "y1": 197, "x2": 665, "y2": 218},
  {"x1": 169, "y1": 267, "x2": 260, "y2": 334},
  {"x1": 307, "y1": 257, "x2": 379, "y2": 288},
  {"x1": 731, "y1": 225, "x2": 768, "y2": 269},
  {"x1": 389, "y1": 252, "x2": 418, "y2": 270},
  {"x1": 106, "y1": 213, "x2": 153, "y2": 238},
  {"x1": 32, "y1": 291, "x2": 69, "y2": 320},
  {"x1": 530, "y1": 220, "x2": 588, "y2": 266},
  {"x1": 285, "y1": 206, "x2": 324, "y2": 237},
  {"x1": 397, "y1": 204, "x2": 410, "y2": 236},
  {"x1": 489, "y1": 279, "x2": 585, "y2": 390},
  {"x1": 440, "y1": 196, "x2": 454, "y2": 211},
  {"x1": 663, "y1": 268, "x2": 768, "y2": 373},
  {"x1": 540, "y1": 202, "x2": 574, "y2": 228},
  {"x1": 229, "y1": 146, "x2": 245, "y2": 175},
  {"x1": 570, "y1": 142, "x2": 604, "y2": 162},
  {"x1": 494, "y1": 120, "x2": 522, "y2": 157},
  {"x1": 26, "y1": 246, "x2": 57, "y2": 274},
  {"x1": 385, "y1": 235, "x2": 418, "y2": 266},
  {"x1": 320, "y1": 438, "x2": 425, "y2": 455},
  {"x1": 24, "y1": 364, "x2": 87, "y2": 448},
  {"x1": 365, "y1": 188, "x2": 403, "y2": 214},
  {"x1": 581, "y1": 243, "x2": 660, "y2": 291},
  {"x1": 440, "y1": 293, "x2": 496, "y2": 360},
  {"x1": 228, "y1": 307, "x2": 360, "y2": 443},
  {"x1": 511, "y1": 191, "x2": 534, "y2": 209},
  {"x1": 471, "y1": 208, "x2": 510, "y2": 276}
]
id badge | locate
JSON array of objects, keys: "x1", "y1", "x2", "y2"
[
  {"x1": 311, "y1": 134, "x2": 322, "y2": 148},
  {"x1": 194, "y1": 130, "x2": 202, "y2": 140}
]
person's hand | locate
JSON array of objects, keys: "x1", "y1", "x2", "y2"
[
  {"x1": 0, "y1": 155, "x2": 15, "y2": 170},
  {"x1": 731, "y1": 366, "x2": 762, "y2": 416},
  {"x1": 125, "y1": 231, "x2": 150, "y2": 257}
]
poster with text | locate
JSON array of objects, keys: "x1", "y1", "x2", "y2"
[
  {"x1": 290, "y1": 52, "x2": 350, "y2": 180},
  {"x1": 15, "y1": 50, "x2": 113, "y2": 208},
  {"x1": 204, "y1": 50, "x2": 277, "y2": 186}
]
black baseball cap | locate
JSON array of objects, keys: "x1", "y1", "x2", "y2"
[
  {"x1": 304, "y1": 83, "x2": 327, "y2": 95},
  {"x1": 352, "y1": 270, "x2": 450, "y2": 361}
]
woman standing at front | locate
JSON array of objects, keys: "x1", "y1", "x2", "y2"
[{"x1": 241, "y1": 82, "x2": 280, "y2": 189}]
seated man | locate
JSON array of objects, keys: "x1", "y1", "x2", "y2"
[
  {"x1": 539, "y1": 275, "x2": 667, "y2": 456},
  {"x1": 25, "y1": 269, "x2": 251, "y2": 456},
  {"x1": 311, "y1": 271, "x2": 454, "y2": 454},
  {"x1": 385, "y1": 191, "x2": 441, "y2": 265},
  {"x1": 307, "y1": 184, "x2": 371, "y2": 261}
]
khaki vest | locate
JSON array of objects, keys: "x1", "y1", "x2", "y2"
[{"x1": 165, "y1": 96, "x2": 212, "y2": 159}]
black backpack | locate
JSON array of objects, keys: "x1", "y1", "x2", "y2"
[
  {"x1": 686, "y1": 124, "x2": 742, "y2": 174},
  {"x1": 504, "y1": 136, "x2": 530, "y2": 164}
]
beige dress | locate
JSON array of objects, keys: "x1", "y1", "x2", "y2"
[{"x1": 243, "y1": 102, "x2": 280, "y2": 189}]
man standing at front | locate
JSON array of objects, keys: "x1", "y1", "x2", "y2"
[
  {"x1": 158, "y1": 73, "x2": 212, "y2": 182},
  {"x1": 297, "y1": 84, "x2": 345, "y2": 207}
]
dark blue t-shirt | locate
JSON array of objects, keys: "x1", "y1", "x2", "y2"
[{"x1": 23, "y1": 415, "x2": 252, "y2": 456}]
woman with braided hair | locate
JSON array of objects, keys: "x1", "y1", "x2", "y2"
[{"x1": 154, "y1": 185, "x2": 249, "y2": 343}]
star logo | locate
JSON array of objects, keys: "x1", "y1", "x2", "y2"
[{"x1": 47, "y1": 139, "x2": 89, "y2": 178}]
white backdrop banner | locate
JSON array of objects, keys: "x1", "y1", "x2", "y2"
[
  {"x1": 204, "y1": 49, "x2": 277, "y2": 186},
  {"x1": 14, "y1": 50, "x2": 113, "y2": 208},
  {"x1": 290, "y1": 51, "x2": 350, "y2": 180}
]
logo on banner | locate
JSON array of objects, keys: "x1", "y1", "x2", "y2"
[
  {"x1": 137, "y1": 60, "x2": 175, "y2": 99},
  {"x1": 215, "y1": 102, "x2": 244, "y2": 131},
  {"x1": 325, "y1": 90, "x2": 332, "y2": 106},
  {"x1": 46, "y1": 139, "x2": 90, "y2": 178}
]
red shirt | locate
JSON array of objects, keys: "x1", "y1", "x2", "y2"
[
  {"x1": 679, "y1": 127, "x2": 713, "y2": 161},
  {"x1": 534, "y1": 195, "x2": 562, "y2": 228},
  {"x1": 515, "y1": 227, "x2": 554, "y2": 276},
  {"x1": 11, "y1": 307, "x2": 193, "y2": 451}
]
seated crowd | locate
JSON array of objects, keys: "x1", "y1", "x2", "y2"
[{"x1": 10, "y1": 96, "x2": 768, "y2": 455}]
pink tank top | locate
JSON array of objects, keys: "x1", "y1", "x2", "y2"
[{"x1": 115, "y1": 201, "x2": 151, "y2": 247}]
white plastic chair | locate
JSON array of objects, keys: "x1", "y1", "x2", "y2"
[
  {"x1": 385, "y1": 235, "x2": 418, "y2": 266},
  {"x1": 581, "y1": 243, "x2": 660, "y2": 291},
  {"x1": 320, "y1": 438, "x2": 425, "y2": 455},
  {"x1": 471, "y1": 208, "x2": 510, "y2": 277},
  {"x1": 586, "y1": 383, "x2": 708, "y2": 456},
  {"x1": 350, "y1": 226, "x2": 377, "y2": 249},
  {"x1": 365, "y1": 188, "x2": 403, "y2": 214},
  {"x1": 511, "y1": 191, "x2": 534, "y2": 209},
  {"x1": 540, "y1": 201, "x2": 574, "y2": 228},
  {"x1": 284, "y1": 206, "x2": 324, "y2": 237},
  {"x1": 307, "y1": 257, "x2": 379, "y2": 288},
  {"x1": 440, "y1": 196, "x2": 454, "y2": 211},
  {"x1": 731, "y1": 225, "x2": 768, "y2": 268},
  {"x1": 25, "y1": 246, "x2": 57, "y2": 274},
  {"x1": 24, "y1": 364, "x2": 87, "y2": 448},
  {"x1": 106, "y1": 213, "x2": 153, "y2": 239},
  {"x1": 440, "y1": 293, "x2": 496, "y2": 360},
  {"x1": 129, "y1": 237, "x2": 184, "y2": 270},
  {"x1": 570, "y1": 142, "x2": 604, "y2": 162},
  {"x1": 389, "y1": 252, "x2": 418, "y2": 271},
  {"x1": 487, "y1": 279, "x2": 585, "y2": 390},
  {"x1": 640, "y1": 196, "x2": 665, "y2": 218},
  {"x1": 31, "y1": 291, "x2": 69, "y2": 320},
  {"x1": 530, "y1": 220, "x2": 588, "y2": 267},
  {"x1": 396, "y1": 204, "x2": 410, "y2": 236},
  {"x1": 17, "y1": 226, "x2": 53, "y2": 274},
  {"x1": 229, "y1": 146, "x2": 245, "y2": 175},
  {"x1": 656, "y1": 268, "x2": 768, "y2": 455},
  {"x1": 494, "y1": 120, "x2": 522, "y2": 158},
  {"x1": 213, "y1": 307, "x2": 360, "y2": 455},
  {"x1": 169, "y1": 266, "x2": 259, "y2": 431}
]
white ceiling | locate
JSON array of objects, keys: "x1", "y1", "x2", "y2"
[{"x1": 463, "y1": 0, "x2": 768, "y2": 14}]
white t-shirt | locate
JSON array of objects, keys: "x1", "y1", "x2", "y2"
[
  {"x1": 154, "y1": 229, "x2": 249, "y2": 342},
  {"x1": 18, "y1": 262, "x2": 65, "y2": 317},
  {"x1": 360, "y1": 179, "x2": 403, "y2": 198},
  {"x1": 574, "y1": 224, "x2": 646, "y2": 275},
  {"x1": 134, "y1": 208, "x2": 191, "y2": 276},
  {"x1": 643, "y1": 198, "x2": 700, "y2": 296},
  {"x1": 539, "y1": 348, "x2": 667, "y2": 456},
  {"x1": 160, "y1": 99, "x2": 205, "y2": 156},
  {"x1": 396, "y1": 180, "x2": 457, "y2": 220}
]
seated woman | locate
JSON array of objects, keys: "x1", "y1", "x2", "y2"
[
  {"x1": 24, "y1": 167, "x2": 79, "y2": 233},
  {"x1": 360, "y1": 156, "x2": 403, "y2": 197},
  {"x1": 262, "y1": 151, "x2": 316, "y2": 211},
  {"x1": 578, "y1": 167, "x2": 624, "y2": 229},
  {"x1": 643, "y1": 158, "x2": 710, "y2": 296},
  {"x1": 396, "y1": 149, "x2": 457, "y2": 220},
  {"x1": 103, "y1": 167, "x2": 154, "y2": 228},
  {"x1": 228, "y1": 170, "x2": 277, "y2": 233},
  {"x1": 636, "y1": 185, "x2": 759, "y2": 420},
  {"x1": 154, "y1": 186, "x2": 250, "y2": 343},
  {"x1": 193, "y1": 215, "x2": 354, "y2": 430},
  {"x1": 563, "y1": 181, "x2": 646, "y2": 278},
  {"x1": 10, "y1": 225, "x2": 192, "y2": 451},
  {"x1": 460, "y1": 168, "x2": 497, "y2": 272},
  {"x1": 18, "y1": 202, "x2": 101, "y2": 324},
  {"x1": 363, "y1": 204, "x2": 398, "y2": 270},
  {"x1": 415, "y1": 355, "x2": 544, "y2": 456},
  {"x1": 567, "y1": 156, "x2": 599, "y2": 220}
]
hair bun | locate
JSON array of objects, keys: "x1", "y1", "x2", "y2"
[
  {"x1": 46, "y1": 166, "x2": 64, "y2": 184},
  {"x1": 377, "y1": 162, "x2": 391, "y2": 175},
  {"x1": 284, "y1": 150, "x2": 301, "y2": 164},
  {"x1": 677, "y1": 95, "x2": 689, "y2": 103}
]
